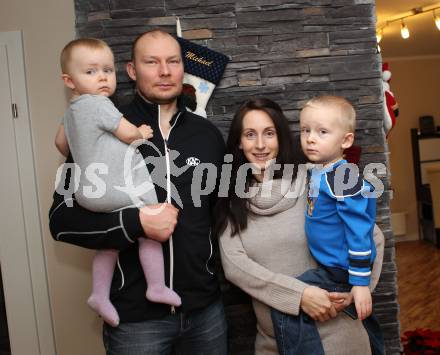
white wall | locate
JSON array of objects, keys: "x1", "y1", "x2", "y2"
[
  {"x1": 0, "y1": 1, "x2": 104, "y2": 354},
  {"x1": 385, "y1": 56, "x2": 440, "y2": 241}
]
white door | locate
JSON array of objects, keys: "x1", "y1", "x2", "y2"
[{"x1": 0, "y1": 31, "x2": 56, "y2": 355}]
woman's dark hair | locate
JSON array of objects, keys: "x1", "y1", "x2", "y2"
[{"x1": 213, "y1": 97, "x2": 304, "y2": 238}]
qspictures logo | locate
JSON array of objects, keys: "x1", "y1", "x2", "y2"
[{"x1": 55, "y1": 140, "x2": 387, "y2": 214}]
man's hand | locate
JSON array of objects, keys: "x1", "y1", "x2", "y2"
[
  {"x1": 139, "y1": 203, "x2": 178, "y2": 242},
  {"x1": 352, "y1": 286, "x2": 372, "y2": 320},
  {"x1": 300, "y1": 286, "x2": 337, "y2": 322}
]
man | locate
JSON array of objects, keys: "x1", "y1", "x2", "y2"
[{"x1": 49, "y1": 30, "x2": 227, "y2": 354}]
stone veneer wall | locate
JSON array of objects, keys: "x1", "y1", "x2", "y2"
[{"x1": 74, "y1": 1, "x2": 400, "y2": 353}]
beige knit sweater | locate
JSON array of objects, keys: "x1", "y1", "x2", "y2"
[{"x1": 219, "y1": 177, "x2": 384, "y2": 355}]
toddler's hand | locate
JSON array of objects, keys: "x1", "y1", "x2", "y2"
[
  {"x1": 352, "y1": 286, "x2": 372, "y2": 320},
  {"x1": 139, "y1": 124, "x2": 153, "y2": 140}
]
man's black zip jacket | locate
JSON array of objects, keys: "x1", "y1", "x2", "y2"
[{"x1": 49, "y1": 93, "x2": 226, "y2": 321}]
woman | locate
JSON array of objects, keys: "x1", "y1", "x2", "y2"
[{"x1": 214, "y1": 98, "x2": 384, "y2": 354}]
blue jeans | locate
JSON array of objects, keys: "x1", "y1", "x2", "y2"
[
  {"x1": 102, "y1": 298, "x2": 227, "y2": 355},
  {"x1": 271, "y1": 267, "x2": 384, "y2": 355}
]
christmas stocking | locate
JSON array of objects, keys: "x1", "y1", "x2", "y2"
[{"x1": 176, "y1": 18, "x2": 229, "y2": 118}]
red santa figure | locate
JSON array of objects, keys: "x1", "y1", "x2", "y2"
[{"x1": 382, "y1": 62, "x2": 399, "y2": 137}]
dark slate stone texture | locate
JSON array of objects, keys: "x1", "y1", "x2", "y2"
[{"x1": 74, "y1": 0, "x2": 400, "y2": 353}]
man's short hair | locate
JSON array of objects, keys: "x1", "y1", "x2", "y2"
[
  {"x1": 130, "y1": 29, "x2": 179, "y2": 62},
  {"x1": 302, "y1": 95, "x2": 356, "y2": 132},
  {"x1": 60, "y1": 38, "x2": 111, "y2": 74}
]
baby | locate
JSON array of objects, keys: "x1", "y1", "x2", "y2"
[
  {"x1": 55, "y1": 38, "x2": 181, "y2": 327},
  {"x1": 271, "y1": 95, "x2": 384, "y2": 354}
]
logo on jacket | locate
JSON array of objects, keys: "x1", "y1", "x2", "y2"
[{"x1": 186, "y1": 157, "x2": 200, "y2": 166}]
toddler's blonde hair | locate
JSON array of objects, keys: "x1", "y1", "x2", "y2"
[{"x1": 302, "y1": 95, "x2": 356, "y2": 132}]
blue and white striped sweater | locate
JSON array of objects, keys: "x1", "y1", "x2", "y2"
[{"x1": 305, "y1": 160, "x2": 376, "y2": 286}]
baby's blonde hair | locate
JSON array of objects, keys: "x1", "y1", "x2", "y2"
[
  {"x1": 302, "y1": 95, "x2": 356, "y2": 132},
  {"x1": 60, "y1": 38, "x2": 111, "y2": 74}
]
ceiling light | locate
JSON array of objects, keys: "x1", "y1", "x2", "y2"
[
  {"x1": 377, "y1": 6, "x2": 440, "y2": 45},
  {"x1": 376, "y1": 30, "x2": 383, "y2": 43},
  {"x1": 401, "y1": 20, "x2": 410, "y2": 39},
  {"x1": 435, "y1": 11, "x2": 440, "y2": 30}
]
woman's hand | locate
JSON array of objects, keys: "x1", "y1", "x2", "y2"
[
  {"x1": 328, "y1": 291, "x2": 353, "y2": 313},
  {"x1": 300, "y1": 286, "x2": 337, "y2": 322}
]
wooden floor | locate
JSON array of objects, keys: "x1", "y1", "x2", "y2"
[{"x1": 396, "y1": 240, "x2": 440, "y2": 334}]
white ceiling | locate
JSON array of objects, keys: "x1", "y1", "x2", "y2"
[{"x1": 376, "y1": 0, "x2": 440, "y2": 58}]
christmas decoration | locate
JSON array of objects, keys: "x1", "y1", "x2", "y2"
[
  {"x1": 401, "y1": 328, "x2": 440, "y2": 354},
  {"x1": 382, "y1": 62, "x2": 399, "y2": 137},
  {"x1": 176, "y1": 18, "x2": 230, "y2": 118}
]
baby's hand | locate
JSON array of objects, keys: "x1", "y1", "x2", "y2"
[
  {"x1": 351, "y1": 286, "x2": 372, "y2": 320},
  {"x1": 139, "y1": 124, "x2": 153, "y2": 140}
]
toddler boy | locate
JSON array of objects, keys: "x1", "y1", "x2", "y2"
[{"x1": 271, "y1": 95, "x2": 383, "y2": 354}]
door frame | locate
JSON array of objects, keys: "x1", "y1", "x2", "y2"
[{"x1": 0, "y1": 30, "x2": 56, "y2": 355}]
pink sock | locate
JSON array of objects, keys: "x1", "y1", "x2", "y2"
[
  {"x1": 88, "y1": 250, "x2": 120, "y2": 327},
  {"x1": 139, "y1": 238, "x2": 181, "y2": 306}
]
